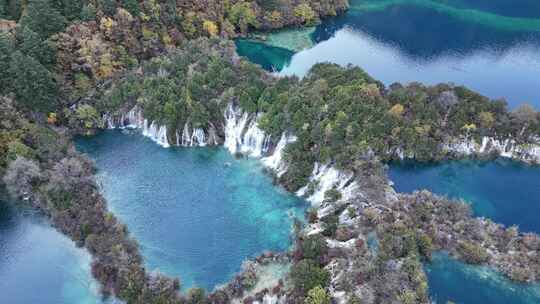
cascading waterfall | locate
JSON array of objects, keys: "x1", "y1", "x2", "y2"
[
  {"x1": 181, "y1": 123, "x2": 191, "y2": 146},
  {"x1": 103, "y1": 103, "x2": 365, "y2": 304},
  {"x1": 106, "y1": 105, "x2": 360, "y2": 207},
  {"x1": 104, "y1": 106, "x2": 169, "y2": 147},
  {"x1": 224, "y1": 105, "x2": 271, "y2": 157},
  {"x1": 142, "y1": 120, "x2": 170, "y2": 148},
  {"x1": 240, "y1": 119, "x2": 271, "y2": 157},
  {"x1": 178, "y1": 122, "x2": 209, "y2": 147},
  {"x1": 296, "y1": 163, "x2": 360, "y2": 208},
  {"x1": 190, "y1": 128, "x2": 206, "y2": 147},
  {"x1": 442, "y1": 136, "x2": 540, "y2": 163},
  {"x1": 224, "y1": 105, "x2": 250, "y2": 154},
  {"x1": 105, "y1": 104, "x2": 365, "y2": 210},
  {"x1": 262, "y1": 133, "x2": 297, "y2": 178}
]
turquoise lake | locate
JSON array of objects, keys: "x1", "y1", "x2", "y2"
[
  {"x1": 5, "y1": 0, "x2": 540, "y2": 298},
  {"x1": 237, "y1": 5, "x2": 540, "y2": 299},
  {"x1": 426, "y1": 252, "x2": 540, "y2": 304},
  {"x1": 236, "y1": 0, "x2": 540, "y2": 107},
  {"x1": 76, "y1": 130, "x2": 307, "y2": 291},
  {"x1": 0, "y1": 202, "x2": 107, "y2": 304}
]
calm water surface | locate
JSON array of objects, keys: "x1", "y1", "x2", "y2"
[
  {"x1": 0, "y1": 202, "x2": 107, "y2": 304},
  {"x1": 236, "y1": 0, "x2": 540, "y2": 107},
  {"x1": 389, "y1": 159, "x2": 540, "y2": 234},
  {"x1": 390, "y1": 159, "x2": 540, "y2": 303},
  {"x1": 426, "y1": 252, "x2": 540, "y2": 304},
  {"x1": 76, "y1": 130, "x2": 307, "y2": 291}
]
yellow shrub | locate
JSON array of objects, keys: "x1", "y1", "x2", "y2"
[
  {"x1": 47, "y1": 113, "x2": 57, "y2": 125},
  {"x1": 389, "y1": 104, "x2": 405, "y2": 117},
  {"x1": 203, "y1": 20, "x2": 219, "y2": 36},
  {"x1": 294, "y1": 3, "x2": 316, "y2": 25}
]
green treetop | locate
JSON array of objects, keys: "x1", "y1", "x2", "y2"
[
  {"x1": 20, "y1": 0, "x2": 66, "y2": 39},
  {"x1": 8, "y1": 51, "x2": 58, "y2": 112}
]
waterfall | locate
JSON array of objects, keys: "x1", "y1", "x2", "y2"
[
  {"x1": 296, "y1": 163, "x2": 359, "y2": 207},
  {"x1": 181, "y1": 123, "x2": 191, "y2": 146},
  {"x1": 224, "y1": 104, "x2": 250, "y2": 155},
  {"x1": 443, "y1": 136, "x2": 540, "y2": 164},
  {"x1": 224, "y1": 104, "x2": 270, "y2": 157},
  {"x1": 103, "y1": 106, "x2": 169, "y2": 147},
  {"x1": 142, "y1": 120, "x2": 170, "y2": 148},
  {"x1": 104, "y1": 114, "x2": 115, "y2": 129},
  {"x1": 190, "y1": 128, "x2": 207, "y2": 147},
  {"x1": 240, "y1": 119, "x2": 270, "y2": 157},
  {"x1": 207, "y1": 123, "x2": 219, "y2": 146},
  {"x1": 125, "y1": 106, "x2": 144, "y2": 129},
  {"x1": 262, "y1": 133, "x2": 297, "y2": 178},
  {"x1": 178, "y1": 122, "x2": 208, "y2": 147},
  {"x1": 252, "y1": 294, "x2": 287, "y2": 304}
]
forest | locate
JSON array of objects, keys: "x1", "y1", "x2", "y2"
[
  {"x1": 92, "y1": 38, "x2": 540, "y2": 192},
  {"x1": 1, "y1": 0, "x2": 540, "y2": 303}
]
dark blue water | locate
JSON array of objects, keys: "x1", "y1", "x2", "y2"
[
  {"x1": 0, "y1": 202, "x2": 107, "y2": 304},
  {"x1": 76, "y1": 130, "x2": 307, "y2": 291},
  {"x1": 426, "y1": 252, "x2": 540, "y2": 304},
  {"x1": 236, "y1": 0, "x2": 540, "y2": 107},
  {"x1": 389, "y1": 159, "x2": 540, "y2": 303},
  {"x1": 389, "y1": 159, "x2": 540, "y2": 234}
]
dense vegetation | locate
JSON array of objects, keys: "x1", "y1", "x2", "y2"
[
  {"x1": 0, "y1": 97, "x2": 182, "y2": 303},
  {"x1": 1, "y1": 0, "x2": 347, "y2": 108},
  {"x1": 2, "y1": 0, "x2": 540, "y2": 303},
  {"x1": 0, "y1": 1, "x2": 348, "y2": 303},
  {"x1": 95, "y1": 39, "x2": 540, "y2": 193},
  {"x1": 256, "y1": 65, "x2": 540, "y2": 190},
  {"x1": 96, "y1": 38, "x2": 269, "y2": 135}
]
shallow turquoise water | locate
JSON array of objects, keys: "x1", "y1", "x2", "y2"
[
  {"x1": 389, "y1": 159, "x2": 540, "y2": 234},
  {"x1": 76, "y1": 130, "x2": 307, "y2": 291},
  {"x1": 426, "y1": 252, "x2": 540, "y2": 304},
  {"x1": 235, "y1": 39, "x2": 294, "y2": 71},
  {"x1": 236, "y1": 0, "x2": 540, "y2": 107},
  {"x1": 0, "y1": 202, "x2": 107, "y2": 304}
]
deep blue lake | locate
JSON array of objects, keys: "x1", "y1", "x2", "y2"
[
  {"x1": 76, "y1": 130, "x2": 307, "y2": 291},
  {"x1": 389, "y1": 159, "x2": 540, "y2": 234},
  {"x1": 0, "y1": 202, "x2": 107, "y2": 304},
  {"x1": 236, "y1": 0, "x2": 540, "y2": 107},
  {"x1": 390, "y1": 159, "x2": 540, "y2": 303}
]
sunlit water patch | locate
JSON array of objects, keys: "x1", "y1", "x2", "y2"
[
  {"x1": 236, "y1": 0, "x2": 540, "y2": 107},
  {"x1": 76, "y1": 130, "x2": 307, "y2": 291},
  {"x1": 389, "y1": 159, "x2": 540, "y2": 233},
  {"x1": 426, "y1": 252, "x2": 540, "y2": 303},
  {"x1": 0, "y1": 202, "x2": 108, "y2": 304}
]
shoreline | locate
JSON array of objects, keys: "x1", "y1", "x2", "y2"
[{"x1": 99, "y1": 102, "x2": 540, "y2": 302}]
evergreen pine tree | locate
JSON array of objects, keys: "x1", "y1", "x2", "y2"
[
  {"x1": 60, "y1": 0, "x2": 84, "y2": 21},
  {"x1": 122, "y1": 0, "x2": 140, "y2": 16},
  {"x1": 0, "y1": 32, "x2": 13, "y2": 95},
  {"x1": 0, "y1": 0, "x2": 7, "y2": 19},
  {"x1": 80, "y1": 3, "x2": 97, "y2": 21},
  {"x1": 16, "y1": 26, "x2": 57, "y2": 68},
  {"x1": 20, "y1": 0, "x2": 66, "y2": 39},
  {"x1": 8, "y1": 51, "x2": 58, "y2": 112},
  {"x1": 98, "y1": 0, "x2": 117, "y2": 16},
  {"x1": 0, "y1": 0, "x2": 22, "y2": 20}
]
